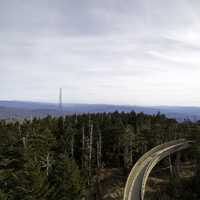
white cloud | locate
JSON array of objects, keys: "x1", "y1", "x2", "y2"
[{"x1": 0, "y1": 0, "x2": 200, "y2": 106}]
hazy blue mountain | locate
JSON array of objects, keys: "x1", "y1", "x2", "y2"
[
  {"x1": 0, "y1": 101, "x2": 200, "y2": 121},
  {"x1": 0, "y1": 100, "x2": 57, "y2": 110}
]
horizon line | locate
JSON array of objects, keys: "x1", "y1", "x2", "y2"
[{"x1": 0, "y1": 99, "x2": 200, "y2": 108}]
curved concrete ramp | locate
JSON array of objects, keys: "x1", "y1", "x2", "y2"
[{"x1": 123, "y1": 139, "x2": 192, "y2": 200}]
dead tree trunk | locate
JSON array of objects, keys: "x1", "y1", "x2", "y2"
[
  {"x1": 75, "y1": 112, "x2": 78, "y2": 124},
  {"x1": 46, "y1": 153, "x2": 50, "y2": 176},
  {"x1": 18, "y1": 124, "x2": 21, "y2": 138},
  {"x1": 97, "y1": 130, "x2": 102, "y2": 169},
  {"x1": 169, "y1": 154, "x2": 173, "y2": 176},
  {"x1": 129, "y1": 133, "x2": 133, "y2": 167},
  {"x1": 89, "y1": 124, "x2": 93, "y2": 179},
  {"x1": 82, "y1": 126, "x2": 86, "y2": 169},
  {"x1": 22, "y1": 137, "x2": 27, "y2": 149},
  {"x1": 71, "y1": 134, "x2": 74, "y2": 159},
  {"x1": 175, "y1": 152, "x2": 181, "y2": 177}
]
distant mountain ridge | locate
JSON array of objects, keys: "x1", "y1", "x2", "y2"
[{"x1": 0, "y1": 100, "x2": 200, "y2": 122}]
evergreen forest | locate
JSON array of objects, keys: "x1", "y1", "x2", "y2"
[{"x1": 0, "y1": 111, "x2": 200, "y2": 200}]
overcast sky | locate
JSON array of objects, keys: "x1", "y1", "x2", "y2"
[{"x1": 1, "y1": 0, "x2": 200, "y2": 106}]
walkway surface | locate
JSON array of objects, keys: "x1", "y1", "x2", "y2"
[{"x1": 123, "y1": 139, "x2": 192, "y2": 200}]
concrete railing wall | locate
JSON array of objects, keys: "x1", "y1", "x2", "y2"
[{"x1": 123, "y1": 139, "x2": 191, "y2": 200}]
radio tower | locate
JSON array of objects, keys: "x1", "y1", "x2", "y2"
[{"x1": 59, "y1": 88, "x2": 63, "y2": 113}]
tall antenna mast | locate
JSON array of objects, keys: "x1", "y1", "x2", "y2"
[{"x1": 59, "y1": 88, "x2": 63, "y2": 112}]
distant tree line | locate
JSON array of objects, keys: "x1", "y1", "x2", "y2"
[{"x1": 0, "y1": 111, "x2": 200, "y2": 199}]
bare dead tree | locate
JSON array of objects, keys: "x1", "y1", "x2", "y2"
[
  {"x1": 46, "y1": 153, "x2": 50, "y2": 176},
  {"x1": 75, "y1": 112, "x2": 78, "y2": 124},
  {"x1": 169, "y1": 154, "x2": 173, "y2": 176},
  {"x1": 71, "y1": 134, "x2": 74, "y2": 159},
  {"x1": 97, "y1": 130, "x2": 102, "y2": 169},
  {"x1": 175, "y1": 152, "x2": 181, "y2": 177},
  {"x1": 82, "y1": 126, "x2": 85, "y2": 169},
  {"x1": 22, "y1": 137, "x2": 27, "y2": 149},
  {"x1": 18, "y1": 124, "x2": 21, "y2": 137},
  {"x1": 89, "y1": 123, "x2": 93, "y2": 179}
]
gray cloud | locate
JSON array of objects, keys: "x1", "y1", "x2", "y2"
[{"x1": 1, "y1": 0, "x2": 200, "y2": 105}]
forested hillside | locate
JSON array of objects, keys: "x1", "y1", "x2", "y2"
[
  {"x1": 1, "y1": 101, "x2": 200, "y2": 121},
  {"x1": 0, "y1": 111, "x2": 200, "y2": 200}
]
